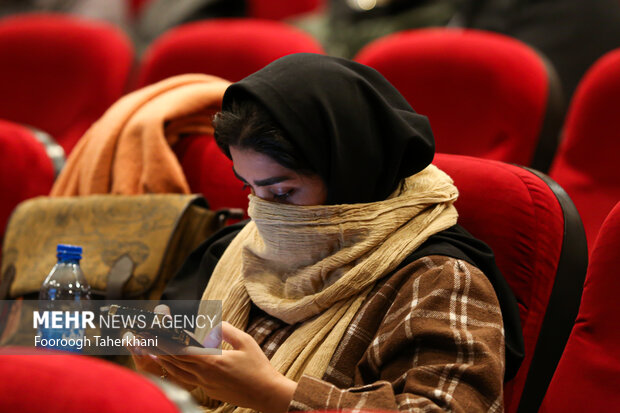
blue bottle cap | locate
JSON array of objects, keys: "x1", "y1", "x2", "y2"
[{"x1": 57, "y1": 244, "x2": 82, "y2": 260}]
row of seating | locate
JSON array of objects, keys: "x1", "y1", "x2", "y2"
[
  {"x1": 1, "y1": 143, "x2": 618, "y2": 412},
  {"x1": 0, "y1": 14, "x2": 617, "y2": 248},
  {"x1": 143, "y1": 23, "x2": 620, "y2": 251},
  {"x1": 129, "y1": 0, "x2": 324, "y2": 21},
  {"x1": 0, "y1": 14, "x2": 323, "y2": 155},
  {"x1": 356, "y1": 29, "x2": 620, "y2": 250},
  {"x1": 0, "y1": 13, "x2": 618, "y2": 412}
]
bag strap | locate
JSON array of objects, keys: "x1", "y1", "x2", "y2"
[
  {"x1": 0, "y1": 265, "x2": 15, "y2": 300},
  {"x1": 214, "y1": 208, "x2": 244, "y2": 226},
  {"x1": 105, "y1": 254, "x2": 135, "y2": 300}
]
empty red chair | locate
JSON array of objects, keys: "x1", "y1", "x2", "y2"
[
  {"x1": 0, "y1": 120, "x2": 55, "y2": 239},
  {"x1": 173, "y1": 134, "x2": 250, "y2": 213},
  {"x1": 0, "y1": 14, "x2": 134, "y2": 154},
  {"x1": 539, "y1": 201, "x2": 620, "y2": 412},
  {"x1": 433, "y1": 154, "x2": 587, "y2": 413},
  {"x1": 247, "y1": 0, "x2": 324, "y2": 20},
  {"x1": 356, "y1": 29, "x2": 564, "y2": 172},
  {"x1": 0, "y1": 347, "x2": 194, "y2": 412},
  {"x1": 549, "y1": 48, "x2": 620, "y2": 250},
  {"x1": 136, "y1": 18, "x2": 324, "y2": 86}
]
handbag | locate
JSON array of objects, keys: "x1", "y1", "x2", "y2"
[{"x1": 0, "y1": 194, "x2": 240, "y2": 301}]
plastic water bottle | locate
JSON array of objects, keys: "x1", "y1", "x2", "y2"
[
  {"x1": 39, "y1": 244, "x2": 90, "y2": 301},
  {"x1": 38, "y1": 244, "x2": 91, "y2": 352}
]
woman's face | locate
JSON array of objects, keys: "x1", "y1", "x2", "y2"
[{"x1": 229, "y1": 146, "x2": 327, "y2": 206}]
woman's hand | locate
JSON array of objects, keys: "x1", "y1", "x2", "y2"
[
  {"x1": 126, "y1": 305, "x2": 197, "y2": 392},
  {"x1": 152, "y1": 320, "x2": 297, "y2": 413},
  {"x1": 126, "y1": 333, "x2": 197, "y2": 392}
]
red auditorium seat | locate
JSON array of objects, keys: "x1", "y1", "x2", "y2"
[
  {"x1": 356, "y1": 29, "x2": 564, "y2": 172},
  {"x1": 539, "y1": 201, "x2": 620, "y2": 412},
  {"x1": 433, "y1": 154, "x2": 587, "y2": 413},
  {"x1": 0, "y1": 347, "x2": 193, "y2": 412},
  {"x1": 136, "y1": 18, "x2": 324, "y2": 86},
  {"x1": 137, "y1": 18, "x2": 321, "y2": 212},
  {"x1": 247, "y1": 0, "x2": 324, "y2": 20},
  {"x1": 549, "y1": 48, "x2": 620, "y2": 250},
  {"x1": 0, "y1": 14, "x2": 134, "y2": 155},
  {"x1": 173, "y1": 134, "x2": 250, "y2": 213},
  {"x1": 0, "y1": 120, "x2": 55, "y2": 240}
]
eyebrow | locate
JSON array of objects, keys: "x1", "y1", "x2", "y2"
[{"x1": 233, "y1": 169, "x2": 293, "y2": 187}]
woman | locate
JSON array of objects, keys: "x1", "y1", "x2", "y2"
[{"x1": 131, "y1": 53, "x2": 523, "y2": 412}]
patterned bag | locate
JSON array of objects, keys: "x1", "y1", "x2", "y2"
[{"x1": 0, "y1": 194, "x2": 239, "y2": 301}]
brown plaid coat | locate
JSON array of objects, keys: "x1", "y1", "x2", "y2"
[{"x1": 246, "y1": 255, "x2": 505, "y2": 412}]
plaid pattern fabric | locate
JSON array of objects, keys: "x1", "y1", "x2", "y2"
[{"x1": 246, "y1": 255, "x2": 505, "y2": 412}]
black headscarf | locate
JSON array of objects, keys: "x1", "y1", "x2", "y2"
[{"x1": 222, "y1": 53, "x2": 435, "y2": 205}]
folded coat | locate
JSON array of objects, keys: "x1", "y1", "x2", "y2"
[{"x1": 51, "y1": 74, "x2": 231, "y2": 196}]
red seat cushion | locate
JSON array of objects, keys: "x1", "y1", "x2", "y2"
[
  {"x1": 0, "y1": 14, "x2": 134, "y2": 154},
  {"x1": 433, "y1": 154, "x2": 568, "y2": 413},
  {"x1": 0, "y1": 120, "x2": 55, "y2": 238},
  {"x1": 356, "y1": 29, "x2": 552, "y2": 167},
  {"x1": 549, "y1": 48, "x2": 620, "y2": 249},
  {"x1": 0, "y1": 347, "x2": 179, "y2": 412},
  {"x1": 539, "y1": 201, "x2": 620, "y2": 412},
  {"x1": 137, "y1": 18, "x2": 324, "y2": 87}
]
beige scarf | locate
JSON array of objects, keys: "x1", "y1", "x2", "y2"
[{"x1": 195, "y1": 164, "x2": 459, "y2": 412}]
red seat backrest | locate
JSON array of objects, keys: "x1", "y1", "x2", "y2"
[
  {"x1": 356, "y1": 29, "x2": 563, "y2": 172},
  {"x1": 433, "y1": 153, "x2": 587, "y2": 413},
  {"x1": 0, "y1": 120, "x2": 55, "y2": 239},
  {"x1": 173, "y1": 134, "x2": 250, "y2": 214},
  {"x1": 539, "y1": 201, "x2": 620, "y2": 412},
  {"x1": 0, "y1": 347, "x2": 184, "y2": 412},
  {"x1": 549, "y1": 48, "x2": 620, "y2": 250},
  {"x1": 0, "y1": 14, "x2": 134, "y2": 155},
  {"x1": 137, "y1": 18, "x2": 324, "y2": 87}
]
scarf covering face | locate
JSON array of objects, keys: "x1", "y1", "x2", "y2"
[
  {"x1": 196, "y1": 166, "x2": 458, "y2": 412},
  {"x1": 195, "y1": 54, "x2": 458, "y2": 411}
]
